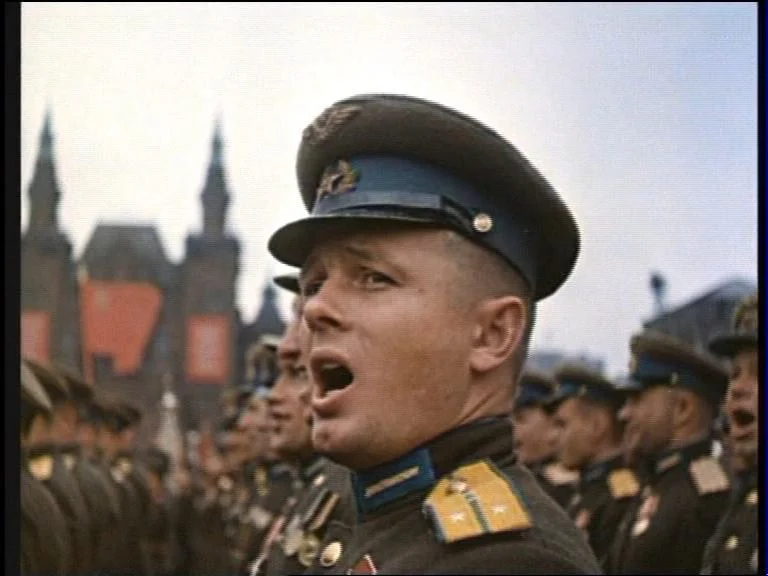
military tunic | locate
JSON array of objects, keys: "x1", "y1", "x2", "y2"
[
  {"x1": 27, "y1": 445, "x2": 94, "y2": 575},
  {"x1": 530, "y1": 457, "x2": 579, "y2": 510},
  {"x1": 608, "y1": 438, "x2": 731, "y2": 574},
  {"x1": 258, "y1": 456, "x2": 354, "y2": 576},
  {"x1": 21, "y1": 462, "x2": 71, "y2": 576},
  {"x1": 108, "y1": 454, "x2": 150, "y2": 575},
  {"x1": 61, "y1": 444, "x2": 125, "y2": 575},
  {"x1": 307, "y1": 418, "x2": 601, "y2": 575},
  {"x1": 566, "y1": 455, "x2": 640, "y2": 571},
  {"x1": 700, "y1": 468, "x2": 759, "y2": 574},
  {"x1": 232, "y1": 461, "x2": 300, "y2": 574}
]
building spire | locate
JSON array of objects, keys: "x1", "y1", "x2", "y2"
[
  {"x1": 201, "y1": 114, "x2": 230, "y2": 238},
  {"x1": 212, "y1": 113, "x2": 223, "y2": 168},
  {"x1": 39, "y1": 107, "x2": 54, "y2": 161},
  {"x1": 26, "y1": 107, "x2": 61, "y2": 235}
]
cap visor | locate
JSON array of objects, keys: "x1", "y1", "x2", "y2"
[
  {"x1": 709, "y1": 334, "x2": 757, "y2": 357},
  {"x1": 268, "y1": 213, "x2": 443, "y2": 268}
]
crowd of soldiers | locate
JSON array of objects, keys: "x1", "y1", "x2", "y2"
[{"x1": 21, "y1": 92, "x2": 760, "y2": 575}]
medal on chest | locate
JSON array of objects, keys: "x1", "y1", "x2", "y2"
[
  {"x1": 632, "y1": 489, "x2": 660, "y2": 537},
  {"x1": 282, "y1": 514, "x2": 304, "y2": 557}
]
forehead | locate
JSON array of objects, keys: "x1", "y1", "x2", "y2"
[{"x1": 301, "y1": 225, "x2": 451, "y2": 273}]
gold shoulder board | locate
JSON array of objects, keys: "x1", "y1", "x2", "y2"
[
  {"x1": 608, "y1": 468, "x2": 640, "y2": 499},
  {"x1": 29, "y1": 454, "x2": 54, "y2": 481},
  {"x1": 689, "y1": 457, "x2": 730, "y2": 495},
  {"x1": 423, "y1": 460, "x2": 531, "y2": 544}
]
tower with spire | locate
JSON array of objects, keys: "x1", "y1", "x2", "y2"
[
  {"x1": 180, "y1": 116, "x2": 241, "y2": 428},
  {"x1": 201, "y1": 116, "x2": 230, "y2": 239},
  {"x1": 26, "y1": 109, "x2": 62, "y2": 236},
  {"x1": 21, "y1": 108, "x2": 82, "y2": 371}
]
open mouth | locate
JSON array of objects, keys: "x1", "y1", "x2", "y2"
[
  {"x1": 317, "y1": 363, "x2": 354, "y2": 396},
  {"x1": 311, "y1": 353, "x2": 355, "y2": 398},
  {"x1": 730, "y1": 408, "x2": 756, "y2": 429}
]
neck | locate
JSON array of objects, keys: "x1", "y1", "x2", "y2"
[
  {"x1": 589, "y1": 443, "x2": 622, "y2": 467},
  {"x1": 669, "y1": 429, "x2": 709, "y2": 450}
]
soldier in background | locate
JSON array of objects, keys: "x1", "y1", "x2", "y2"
[
  {"x1": 232, "y1": 337, "x2": 300, "y2": 574},
  {"x1": 98, "y1": 395, "x2": 150, "y2": 575},
  {"x1": 701, "y1": 293, "x2": 760, "y2": 574},
  {"x1": 511, "y1": 369, "x2": 579, "y2": 508},
  {"x1": 142, "y1": 445, "x2": 176, "y2": 576},
  {"x1": 252, "y1": 276, "x2": 354, "y2": 576},
  {"x1": 608, "y1": 331, "x2": 731, "y2": 574},
  {"x1": 53, "y1": 365, "x2": 125, "y2": 575},
  {"x1": 548, "y1": 363, "x2": 640, "y2": 570},
  {"x1": 21, "y1": 359, "x2": 70, "y2": 576},
  {"x1": 23, "y1": 357, "x2": 93, "y2": 575}
]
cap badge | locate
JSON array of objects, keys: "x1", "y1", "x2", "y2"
[
  {"x1": 317, "y1": 159, "x2": 360, "y2": 202},
  {"x1": 472, "y1": 213, "x2": 494, "y2": 233},
  {"x1": 303, "y1": 104, "x2": 361, "y2": 145}
]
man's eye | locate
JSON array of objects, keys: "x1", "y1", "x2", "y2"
[
  {"x1": 301, "y1": 280, "x2": 323, "y2": 297},
  {"x1": 361, "y1": 270, "x2": 393, "y2": 286}
]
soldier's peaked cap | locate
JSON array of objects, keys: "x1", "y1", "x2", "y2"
[
  {"x1": 273, "y1": 274, "x2": 300, "y2": 295},
  {"x1": 268, "y1": 94, "x2": 580, "y2": 301},
  {"x1": 708, "y1": 293, "x2": 759, "y2": 358},
  {"x1": 515, "y1": 369, "x2": 557, "y2": 410},
  {"x1": 23, "y1": 357, "x2": 70, "y2": 404},
  {"x1": 629, "y1": 330, "x2": 728, "y2": 405},
  {"x1": 21, "y1": 359, "x2": 52, "y2": 413},
  {"x1": 548, "y1": 363, "x2": 623, "y2": 410}
]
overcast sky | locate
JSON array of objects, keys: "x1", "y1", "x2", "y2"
[{"x1": 21, "y1": 2, "x2": 758, "y2": 377}]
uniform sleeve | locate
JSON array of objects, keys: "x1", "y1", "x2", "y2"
[{"x1": 424, "y1": 538, "x2": 604, "y2": 575}]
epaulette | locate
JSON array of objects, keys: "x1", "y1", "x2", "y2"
[
  {"x1": 29, "y1": 454, "x2": 55, "y2": 481},
  {"x1": 607, "y1": 468, "x2": 640, "y2": 500},
  {"x1": 543, "y1": 462, "x2": 579, "y2": 486},
  {"x1": 689, "y1": 456, "x2": 730, "y2": 495},
  {"x1": 423, "y1": 460, "x2": 531, "y2": 544}
]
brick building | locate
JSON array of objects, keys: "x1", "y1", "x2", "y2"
[{"x1": 21, "y1": 112, "x2": 285, "y2": 447}]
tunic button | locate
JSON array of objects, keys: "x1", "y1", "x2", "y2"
[
  {"x1": 321, "y1": 541, "x2": 343, "y2": 567},
  {"x1": 725, "y1": 535, "x2": 739, "y2": 550}
]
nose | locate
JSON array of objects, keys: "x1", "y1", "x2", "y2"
[
  {"x1": 302, "y1": 279, "x2": 345, "y2": 334},
  {"x1": 618, "y1": 398, "x2": 634, "y2": 423},
  {"x1": 727, "y1": 372, "x2": 754, "y2": 403}
]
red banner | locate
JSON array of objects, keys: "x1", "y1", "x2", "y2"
[
  {"x1": 186, "y1": 315, "x2": 230, "y2": 384},
  {"x1": 80, "y1": 281, "x2": 163, "y2": 382},
  {"x1": 21, "y1": 310, "x2": 51, "y2": 362}
]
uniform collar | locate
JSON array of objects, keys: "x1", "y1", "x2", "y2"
[
  {"x1": 580, "y1": 454, "x2": 625, "y2": 486},
  {"x1": 528, "y1": 455, "x2": 557, "y2": 475},
  {"x1": 301, "y1": 454, "x2": 326, "y2": 482},
  {"x1": 653, "y1": 436, "x2": 713, "y2": 477},
  {"x1": 351, "y1": 416, "x2": 515, "y2": 517}
]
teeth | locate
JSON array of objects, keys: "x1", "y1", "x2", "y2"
[{"x1": 320, "y1": 361, "x2": 343, "y2": 371}]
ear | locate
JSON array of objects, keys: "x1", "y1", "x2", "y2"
[
  {"x1": 468, "y1": 295, "x2": 527, "y2": 374},
  {"x1": 671, "y1": 389, "x2": 695, "y2": 426}
]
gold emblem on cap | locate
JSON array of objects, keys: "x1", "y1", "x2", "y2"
[
  {"x1": 303, "y1": 104, "x2": 361, "y2": 145},
  {"x1": 725, "y1": 535, "x2": 739, "y2": 550},
  {"x1": 320, "y1": 541, "x2": 343, "y2": 567},
  {"x1": 747, "y1": 489, "x2": 758, "y2": 506},
  {"x1": 472, "y1": 213, "x2": 493, "y2": 233},
  {"x1": 669, "y1": 372, "x2": 680, "y2": 386},
  {"x1": 317, "y1": 160, "x2": 360, "y2": 202}
]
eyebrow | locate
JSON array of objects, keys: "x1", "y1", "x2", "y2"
[{"x1": 301, "y1": 243, "x2": 382, "y2": 280}]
